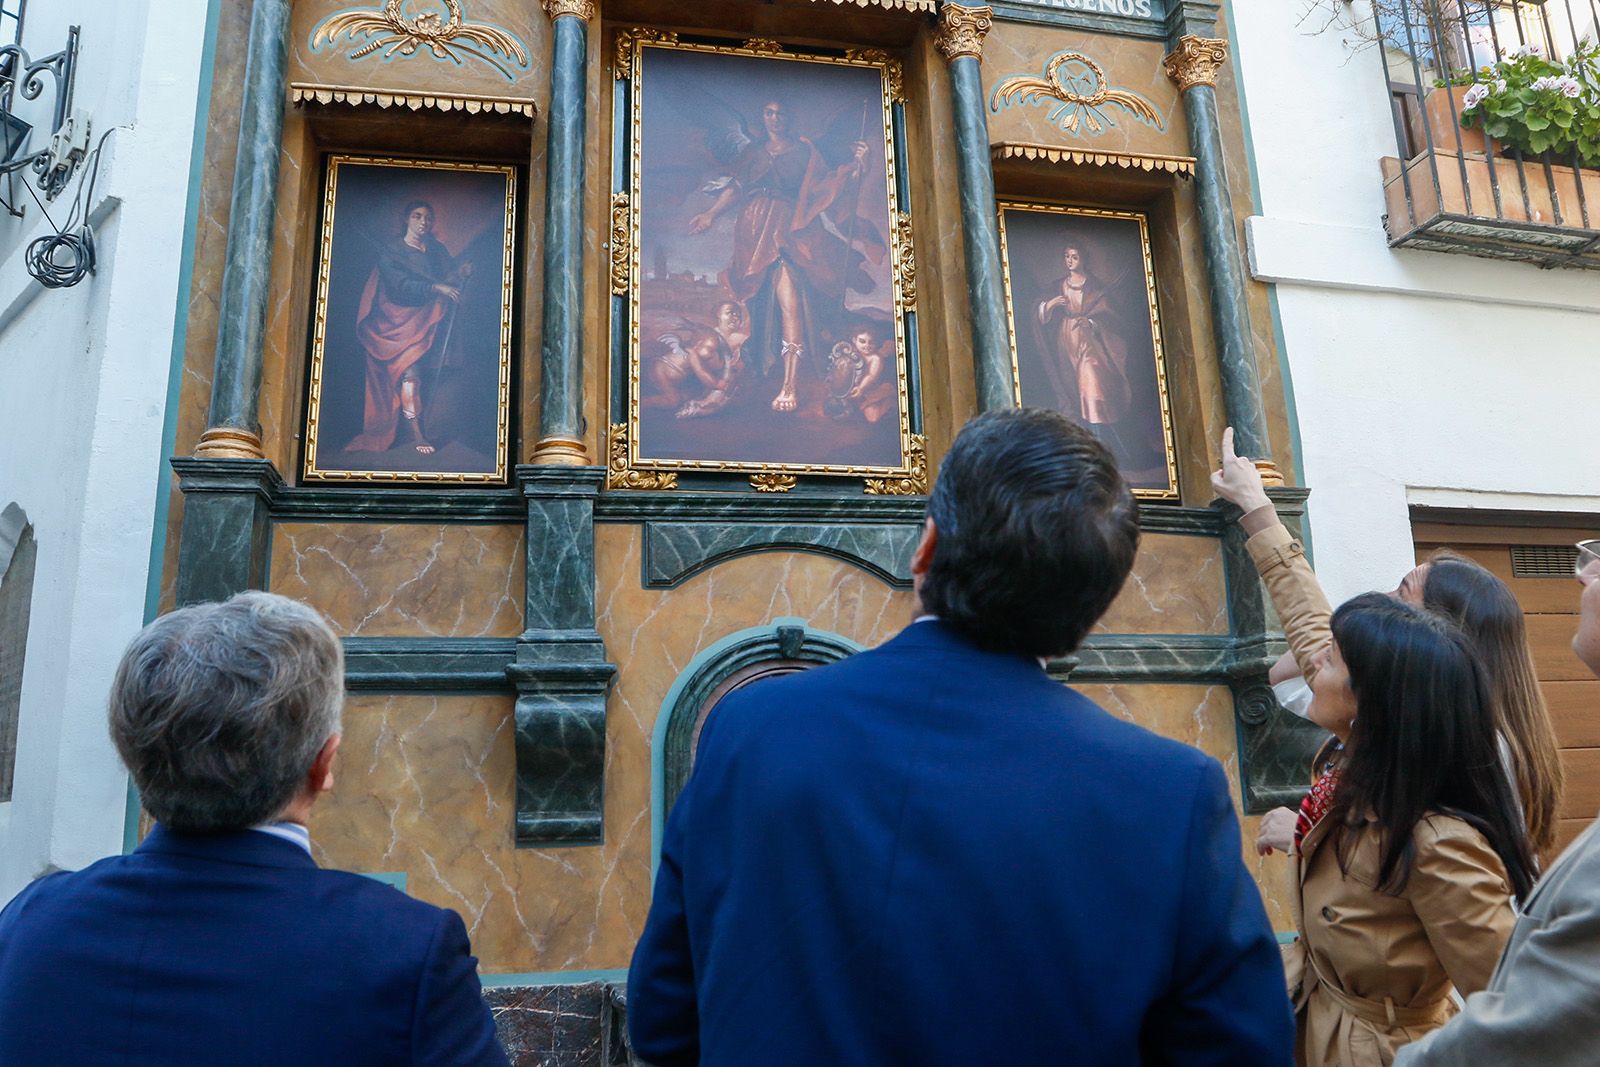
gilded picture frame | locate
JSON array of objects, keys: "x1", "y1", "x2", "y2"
[
  {"x1": 609, "y1": 33, "x2": 923, "y2": 492},
  {"x1": 302, "y1": 155, "x2": 516, "y2": 484},
  {"x1": 997, "y1": 201, "x2": 1179, "y2": 499}
]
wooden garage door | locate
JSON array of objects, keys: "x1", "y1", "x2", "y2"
[{"x1": 1414, "y1": 520, "x2": 1600, "y2": 857}]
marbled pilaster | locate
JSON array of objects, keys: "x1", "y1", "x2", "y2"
[
  {"x1": 195, "y1": 0, "x2": 291, "y2": 460},
  {"x1": 532, "y1": 3, "x2": 592, "y2": 464},
  {"x1": 937, "y1": 4, "x2": 1012, "y2": 412},
  {"x1": 512, "y1": 466, "x2": 616, "y2": 844}
]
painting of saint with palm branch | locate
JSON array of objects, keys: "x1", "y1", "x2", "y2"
[{"x1": 628, "y1": 43, "x2": 911, "y2": 475}]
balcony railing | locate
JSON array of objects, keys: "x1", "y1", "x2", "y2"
[{"x1": 1379, "y1": 0, "x2": 1600, "y2": 269}]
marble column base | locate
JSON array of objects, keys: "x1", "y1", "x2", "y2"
[{"x1": 171, "y1": 457, "x2": 283, "y2": 606}]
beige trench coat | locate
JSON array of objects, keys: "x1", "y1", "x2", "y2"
[{"x1": 1246, "y1": 520, "x2": 1519, "y2": 1067}]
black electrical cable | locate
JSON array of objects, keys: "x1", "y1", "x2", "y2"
[{"x1": 22, "y1": 126, "x2": 117, "y2": 289}]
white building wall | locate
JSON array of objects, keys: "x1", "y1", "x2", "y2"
[
  {"x1": 0, "y1": 0, "x2": 211, "y2": 903},
  {"x1": 1231, "y1": 0, "x2": 1600, "y2": 604}
]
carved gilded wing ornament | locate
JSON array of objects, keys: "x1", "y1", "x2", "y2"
[
  {"x1": 991, "y1": 52, "x2": 1164, "y2": 135},
  {"x1": 310, "y1": 1, "x2": 532, "y2": 82}
]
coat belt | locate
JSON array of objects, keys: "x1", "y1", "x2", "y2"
[{"x1": 1306, "y1": 949, "x2": 1449, "y2": 1028}]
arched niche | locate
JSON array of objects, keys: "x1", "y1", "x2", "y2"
[{"x1": 650, "y1": 618, "x2": 863, "y2": 867}]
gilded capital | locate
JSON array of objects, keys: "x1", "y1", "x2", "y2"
[
  {"x1": 543, "y1": 0, "x2": 594, "y2": 20},
  {"x1": 1163, "y1": 35, "x2": 1228, "y2": 92},
  {"x1": 934, "y1": 4, "x2": 993, "y2": 63}
]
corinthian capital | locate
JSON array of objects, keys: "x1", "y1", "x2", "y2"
[
  {"x1": 1163, "y1": 35, "x2": 1228, "y2": 92},
  {"x1": 543, "y1": 0, "x2": 595, "y2": 20},
  {"x1": 935, "y1": 3, "x2": 993, "y2": 63}
]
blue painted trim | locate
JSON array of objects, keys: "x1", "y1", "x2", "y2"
[
  {"x1": 128, "y1": 0, "x2": 224, "y2": 858},
  {"x1": 362, "y1": 871, "x2": 407, "y2": 892},
  {"x1": 480, "y1": 967, "x2": 628, "y2": 987},
  {"x1": 649, "y1": 618, "x2": 864, "y2": 878}
]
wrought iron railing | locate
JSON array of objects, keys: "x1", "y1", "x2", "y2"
[{"x1": 1378, "y1": 0, "x2": 1600, "y2": 268}]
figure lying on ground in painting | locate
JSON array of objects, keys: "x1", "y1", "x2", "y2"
[
  {"x1": 681, "y1": 95, "x2": 888, "y2": 414},
  {"x1": 649, "y1": 304, "x2": 749, "y2": 419},
  {"x1": 1036, "y1": 243, "x2": 1133, "y2": 437},
  {"x1": 825, "y1": 322, "x2": 896, "y2": 424},
  {"x1": 345, "y1": 200, "x2": 471, "y2": 456}
]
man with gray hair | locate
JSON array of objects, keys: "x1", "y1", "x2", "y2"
[{"x1": 0, "y1": 591, "x2": 508, "y2": 1066}]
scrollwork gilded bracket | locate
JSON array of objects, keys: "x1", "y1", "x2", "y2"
[
  {"x1": 613, "y1": 28, "x2": 678, "y2": 78},
  {"x1": 607, "y1": 424, "x2": 678, "y2": 490},
  {"x1": 609, "y1": 192, "x2": 631, "y2": 297},
  {"x1": 864, "y1": 433, "x2": 929, "y2": 496}
]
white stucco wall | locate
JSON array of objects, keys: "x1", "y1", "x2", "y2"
[
  {"x1": 0, "y1": 0, "x2": 210, "y2": 903},
  {"x1": 1231, "y1": 0, "x2": 1600, "y2": 604}
]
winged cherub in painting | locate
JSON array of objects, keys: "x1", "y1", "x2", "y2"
[{"x1": 677, "y1": 94, "x2": 888, "y2": 414}]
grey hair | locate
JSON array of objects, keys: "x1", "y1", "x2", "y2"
[{"x1": 109, "y1": 591, "x2": 345, "y2": 833}]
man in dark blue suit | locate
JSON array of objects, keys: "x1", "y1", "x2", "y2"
[
  {"x1": 629, "y1": 409, "x2": 1294, "y2": 1065},
  {"x1": 0, "y1": 592, "x2": 507, "y2": 1066}
]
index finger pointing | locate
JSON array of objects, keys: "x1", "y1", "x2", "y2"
[{"x1": 1221, "y1": 426, "x2": 1237, "y2": 464}]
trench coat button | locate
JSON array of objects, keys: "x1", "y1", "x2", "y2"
[{"x1": 1320, "y1": 906, "x2": 1335, "y2": 922}]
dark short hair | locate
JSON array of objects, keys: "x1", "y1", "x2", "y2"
[
  {"x1": 921, "y1": 408, "x2": 1139, "y2": 657},
  {"x1": 108, "y1": 592, "x2": 345, "y2": 834}
]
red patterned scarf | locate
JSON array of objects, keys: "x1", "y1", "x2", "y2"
[{"x1": 1293, "y1": 768, "x2": 1341, "y2": 852}]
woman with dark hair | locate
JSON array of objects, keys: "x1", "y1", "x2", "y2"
[
  {"x1": 1408, "y1": 551, "x2": 1565, "y2": 857},
  {"x1": 1252, "y1": 539, "x2": 1564, "y2": 866},
  {"x1": 345, "y1": 200, "x2": 471, "y2": 455},
  {"x1": 1214, "y1": 430, "x2": 1537, "y2": 1066}
]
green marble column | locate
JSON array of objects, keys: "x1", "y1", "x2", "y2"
[
  {"x1": 531, "y1": 0, "x2": 594, "y2": 465},
  {"x1": 936, "y1": 3, "x2": 1014, "y2": 413},
  {"x1": 194, "y1": 0, "x2": 291, "y2": 461},
  {"x1": 1163, "y1": 28, "x2": 1279, "y2": 475}
]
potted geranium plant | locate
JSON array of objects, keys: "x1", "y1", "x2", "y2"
[{"x1": 1458, "y1": 41, "x2": 1600, "y2": 168}]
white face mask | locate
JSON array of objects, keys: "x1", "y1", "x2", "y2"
[{"x1": 1272, "y1": 676, "x2": 1314, "y2": 720}]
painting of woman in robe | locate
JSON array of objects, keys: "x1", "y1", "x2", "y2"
[
  {"x1": 303, "y1": 157, "x2": 516, "y2": 483},
  {"x1": 999, "y1": 204, "x2": 1177, "y2": 497},
  {"x1": 627, "y1": 42, "x2": 910, "y2": 474}
]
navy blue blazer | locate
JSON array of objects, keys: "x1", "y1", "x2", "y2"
[
  {"x1": 0, "y1": 825, "x2": 507, "y2": 1066},
  {"x1": 629, "y1": 620, "x2": 1294, "y2": 1066}
]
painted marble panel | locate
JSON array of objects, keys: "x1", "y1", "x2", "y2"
[
  {"x1": 982, "y1": 27, "x2": 1186, "y2": 160},
  {"x1": 310, "y1": 692, "x2": 654, "y2": 975},
  {"x1": 1095, "y1": 532, "x2": 1227, "y2": 636},
  {"x1": 269, "y1": 522, "x2": 524, "y2": 637},
  {"x1": 289, "y1": 0, "x2": 546, "y2": 104},
  {"x1": 596, "y1": 525, "x2": 916, "y2": 726},
  {"x1": 1073, "y1": 682, "x2": 1296, "y2": 932}
]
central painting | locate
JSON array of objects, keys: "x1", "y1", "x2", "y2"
[{"x1": 615, "y1": 36, "x2": 916, "y2": 484}]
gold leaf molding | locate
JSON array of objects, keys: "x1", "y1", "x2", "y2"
[
  {"x1": 811, "y1": 0, "x2": 936, "y2": 10},
  {"x1": 991, "y1": 141, "x2": 1195, "y2": 176},
  {"x1": 290, "y1": 82, "x2": 537, "y2": 117}
]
